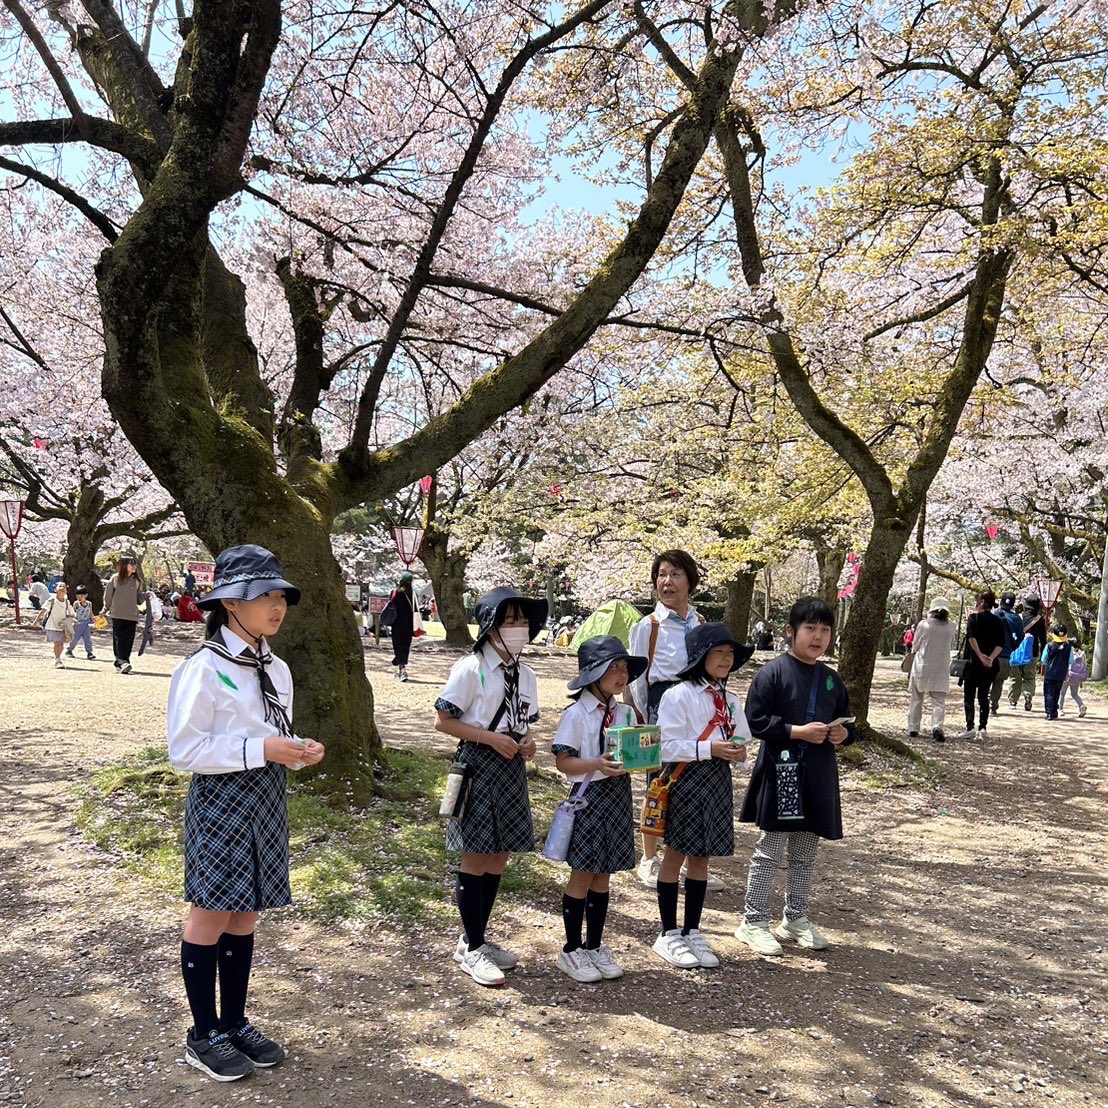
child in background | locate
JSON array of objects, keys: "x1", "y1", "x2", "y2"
[
  {"x1": 550, "y1": 636, "x2": 646, "y2": 983},
  {"x1": 33, "y1": 580, "x2": 75, "y2": 668},
  {"x1": 1059, "y1": 640, "x2": 1088, "y2": 718},
  {"x1": 652, "y1": 623, "x2": 754, "y2": 970},
  {"x1": 66, "y1": 585, "x2": 96, "y2": 659},
  {"x1": 736, "y1": 597, "x2": 856, "y2": 957},
  {"x1": 1041, "y1": 624, "x2": 1073, "y2": 722}
]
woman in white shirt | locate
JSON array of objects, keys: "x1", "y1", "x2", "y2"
[{"x1": 906, "y1": 598, "x2": 958, "y2": 742}]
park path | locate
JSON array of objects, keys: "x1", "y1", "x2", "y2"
[{"x1": 0, "y1": 624, "x2": 1104, "y2": 1108}]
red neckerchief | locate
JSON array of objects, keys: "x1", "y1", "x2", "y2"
[{"x1": 707, "y1": 684, "x2": 734, "y2": 740}]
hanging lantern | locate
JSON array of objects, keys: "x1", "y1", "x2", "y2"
[
  {"x1": 548, "y1": 483, "x2": 562, "y2": 498},
  {"x1": 0, "y1": 499, "x2": 25, "y2": 625},
  {"x1": 32, "y1": 438, "x2": 47, "y2": 450},
  {"x1": 984, "y1": 522, "x2": 999, "y2": 540},
  {"x1": 393, "y1": 526, "x2": 425, "y2": 568},
  {"x1": 419, "y1": 475, "x2": 433, "y2": 496}
]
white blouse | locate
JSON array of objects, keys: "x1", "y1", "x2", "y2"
[
  {"x1": 657, "y1": 679, "x2": 752, "y2": 763},
  {"x1": 435, "y1": 643, "x2": 540, "y2": 731},
  {"x1": 628, "y1": 602, "x2": 700, "y2": 715},
  {"x1": 552, "y1": 690, "x2": 639, "y2": 782},
  {"x1": 167, "y1": 626, "x2": 294, "y2": 774}
]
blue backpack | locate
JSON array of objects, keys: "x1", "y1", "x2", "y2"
[{"x1": 1009, "y1": 634, "x2": 1034, "y2": 668}]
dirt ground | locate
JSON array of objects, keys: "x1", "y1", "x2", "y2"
[{"x1": 0, "y1": 621, "x2": 1104, "y2": 1108}]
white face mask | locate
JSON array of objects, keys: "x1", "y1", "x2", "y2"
[{"x1": 496, "y1": 627, "x2": 531, "y2": 658}]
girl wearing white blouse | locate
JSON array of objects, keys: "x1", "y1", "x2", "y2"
[
  {"x1": 167, "y1": 545, "x2": 324, "y2": 1083},
  {"x1": 551, "y1": 636, "x2": 647, "y2": 983},
  {"x1": 653, "y1": 623, "x2": 754, "y2": 970}
]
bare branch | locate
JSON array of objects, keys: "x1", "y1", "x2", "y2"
[{"x1": 0, "y1": 155, "x2": 118, "y2": 240}]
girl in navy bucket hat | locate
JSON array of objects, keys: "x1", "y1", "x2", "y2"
[
  {"x1": 434, "y1": 586, "x2": 548, "y2": 987},
  {"x1": 167, "y1": 545, "x2": 323, "y2": 1082},
  {"x1": 550, "y1": 636, "x2": 647, "y2": 983},
  {"x1": 652, "y1": 623, "x2": 754, "y2": 971}
]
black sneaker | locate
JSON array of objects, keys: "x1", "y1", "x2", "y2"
[
  {"x1": 228, "y1": 1020, "x2": 286, "y2": 1067},
  {"x1": 185, "y1": 1029, "x2": 254, "y2": 1081},
  {"x1": 908, "y1": 730, "x2": 919, "y2": 738},
  {"x1": 931, "y1": 728, "x2": 945, "y2": 743}
]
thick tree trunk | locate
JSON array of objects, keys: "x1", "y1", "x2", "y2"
[
  {"x1": 722, "y1": 568, "x2": 756, "y2": 642},
  {"x1": 1094, "y1": 519, "x2": 1108, "y2": 680},
  {"x1": 63, "y1": 485, "x2": 107, "y2": 610},
  {"x1": 838, "y1": 519, "x2": 919, "y2": 754},
  {"x1": 815, "y1": 546, "x2": 847, "y2": 655},
  {"x1": 421, "y1": 526, "x2": 473, "y2": 648}
]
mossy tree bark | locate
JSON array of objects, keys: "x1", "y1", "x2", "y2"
[
  {"x1": 417, "y1": 475, "x2": 473, "y2": 648},
  {"x1": 1, "y1": 2, "x2": 773, "y2": 798},
  {"x1": 815, "y1": 546, "x2": 847, "y2": 656}
]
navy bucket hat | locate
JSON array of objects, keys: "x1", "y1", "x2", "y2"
[
  {"x1": 472, "y1": 586, "x2": 548, "y2": 651},
  {"x1": 569, "y1": 635, "x2": 648, "y2": 691},
  {"x1": 195, "y1": 545, "x2": 301, "y2": 610},
  {"x1": 676, "y1": 622, "x2": 755, "y2": 678}
]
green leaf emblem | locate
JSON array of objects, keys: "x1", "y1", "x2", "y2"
[{"x1": 217, "y1": 671, "x2": 239, "y2": 691}]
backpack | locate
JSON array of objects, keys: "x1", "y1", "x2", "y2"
[
  {"x1": 1069, "y1": 653, "x2": 1088, "y2": 683},
  {"x1": 1009, "y1": 634, "x2": 1034, "y2": 668},
  {"x1": 1002, "y1": 611, "x2": 1023, "y2": 655}
]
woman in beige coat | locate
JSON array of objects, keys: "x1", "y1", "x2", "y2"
[
  {"x1": 906, "y1": 598, "x2": 958, "y2": 742},
  {"x1": 103, "y1": 555, "x2": 144, "y2": 673}
]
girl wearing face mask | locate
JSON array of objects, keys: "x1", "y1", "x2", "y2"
[{"x1": 434, "y1": 587, "x2": 549, "y2": 987}]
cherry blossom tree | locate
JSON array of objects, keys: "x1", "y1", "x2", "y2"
[{"x1": 0, "y1": 0, "x2": 804, "y2": 797}]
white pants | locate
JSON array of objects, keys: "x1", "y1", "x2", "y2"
[{"x1": 907, "y1": 680, "x2": 947, "y2": 732}]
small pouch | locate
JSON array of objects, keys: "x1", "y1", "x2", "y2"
[
  {"x1": 541, "y1": 774, "x2": 594, "y2": 862},
  {"x1": 774, "y1": 747, "x2": 804, "y2": 821}
]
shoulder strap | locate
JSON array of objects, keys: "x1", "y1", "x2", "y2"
[
  {"x1": 804, "y1": 664, "x2": 822, "y2": 724},
  {"x1": 647, "y1": 616, "x2": 659, "y2": 671}
]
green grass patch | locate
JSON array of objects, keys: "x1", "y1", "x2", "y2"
[{"x1": 75, "y1": 746, "x2": 567, "y2": 926}]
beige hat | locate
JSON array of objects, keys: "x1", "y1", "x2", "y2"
[{"x1": 929, "y1": 597, "x2": 951, "y2": 614}]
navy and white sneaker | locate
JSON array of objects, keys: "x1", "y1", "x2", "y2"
[
  {"x1": 228, "y1": 1020, "x2": 286, "y2": 1067},
  {"x1": 185, "y1": 1029, "x2": 254, "y2": 1082}
]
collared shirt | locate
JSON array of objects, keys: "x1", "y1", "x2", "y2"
[
  {"x1": 628, "y1": 601, "x2": 699, "y2": 716},
  {"x1": 435, "y1": 643, "x2": 540, "y2": 731},
  {"x1": 551, "y1": 690, "x2": 639, "y2": 783},
  {"x1": 657, "y1": 679, "x2": 751, "y2": 763},
  {"x1": 167, "y1": 626, "x2": 294, "y2": 774}
]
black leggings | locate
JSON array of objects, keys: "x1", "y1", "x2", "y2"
[
  {"x1": 391, "y1": 627, "x2": 413, "y2": 668},
  {"x1": 112, "y1": 618, "x2": 137, "y2": 666},
  {"x1": 963, "y1": 663, "x2": 995, "y2": 729}
]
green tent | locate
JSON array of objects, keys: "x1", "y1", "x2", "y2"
[{"x1": 569, "y1": 599, "x2": 644, "y2": 651}]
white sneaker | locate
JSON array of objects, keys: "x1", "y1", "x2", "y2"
[
  {"x1": 453, "y1": 934, "x2": 516, "y2": 970},
  {"x1": 121, "y1": 662, "x2": 133, "y2": 674},
  {"x1": 775, "y1": 915, "x2": 829, "y2": 950},
  {"x1": 586, "y1": 945, "x2": 624, "y2": 980},
  {"x1": 54, "y1": 658, "x2": 64, "y2": 669},
  {"x1": 953, "y1": 728, "x2": 976, "y2": 739},
  {"x1": 556, "y1": 947, "x2": 603, "y2": 983},
  {"x1": 636, "y1": 855, "x2": 660, "y2": 889},
  {"x1": 458, "y1": 944, "x2": 505, "y2": 986},
  {"x1": 652, "y1": 929, "x2": 700, "y2": 968},
  {"x1": 682, "y1": 929, "x2": 720, "y2": 967},
  {"x1": 977, "y1": 728, "x2": 988, "y2": 740},
  {"x1": 483, "y1": 940, "x2": 517, "y2": 970},
  {"x1": 680, "y1": 866, "x2": 725, "y2": 892},
  {"x1": 1079, "y1": 705, "x2": 1087, "y2": 718},
  {"x1": 735, "y1": 920, "x2": 784, "y2": 956}
]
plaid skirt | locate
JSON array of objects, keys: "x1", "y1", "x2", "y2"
[
  {"x1": 446, "y1": 742, "x2": 534, "y2": 855},
  {"x1": 664, "y1": 758, "x2": 735, "y2": 859},
  {"x1": 565, "y1": 774, "x2": 635, "y2": 874},
  {"x1": 184, "y1": 761, "x2": 291, "y2": 912}
]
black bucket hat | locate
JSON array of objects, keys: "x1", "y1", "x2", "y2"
[
  {"x1": 676, "y1": 622, "x2": 755, "y2": 678},
  {"x1": 473, "y1": 586, "x2": 548, "y2": 651},
  {"x1": 569, "y1": 635, "x2": 647, "y2": 691},
  {"x1": 195, "y1": 545, "x2": 301, "y2": 610}
]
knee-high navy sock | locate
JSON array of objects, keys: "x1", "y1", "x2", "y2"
[
  {"x1": 180, "y1": 940, "x2": 219, "y2": 1037},
  {"x1": 657, "y1": 880, "x2": 679, "y2": 934},
  {"x1": 584, "y1": 890, "x2": 610, "y2": 950},
  {"x1": 562, "y1": 893, "x2": 586, "y2": 953},
  {"x1": 217, "y1": 931, "x2": 255, "y2": 1030},
  {"x1": 682, "y1": 878, "x2": 708, "y2": 935},
  {"x1": 456, "y1": 873, "x2": 486, "y2": 951},
  {"x1": 481, "y1": 871, "x2": 502, "y2": 930}
]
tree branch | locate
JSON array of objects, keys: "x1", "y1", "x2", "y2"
[{"x1": 0, "y1": 155, "x2": 118, "y2": 240}]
